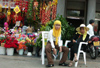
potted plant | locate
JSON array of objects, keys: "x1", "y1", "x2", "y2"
[
  {"x1": 0, "y1": 37, "x2": 6, "y2": 55},
  {"x1": 4, "y1": 37, "x2": 18, "y2": 56},
  {"x1": 25, "y1": 38, "x2": 34, "y2": 56},
  {"x1": 17, "y1": 40, "x2": 26, "y2": 55}
]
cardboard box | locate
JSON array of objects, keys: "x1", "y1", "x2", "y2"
[{"x1": 1, "y1": 43, "x2": 5, "y2": 47}]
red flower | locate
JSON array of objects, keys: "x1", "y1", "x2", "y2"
[{"x1": 4, "y1": 36, "x2": 18, "y2": 48}]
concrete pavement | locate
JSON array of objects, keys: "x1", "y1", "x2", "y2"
[{"x1": 0, "y1": 54, "x2": 100, "y2": 68}]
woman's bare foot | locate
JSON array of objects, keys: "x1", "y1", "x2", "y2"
[
  {"x1": 68, "y1": 62, "x2": 73, "y2": 67},
  {"x1": 74, "y1": 56, "x2": 78, "y2": 62}
]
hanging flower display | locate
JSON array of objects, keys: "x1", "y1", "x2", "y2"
[
  {"x1": 41, "y1": 1, "x2": 46, "y2": 24},
  {"x1": 40, "y1": 0, "x2": 58, "y2": 25},
  {"x1": 52, "y1": 0, "x2": 57, "y2": 20}
]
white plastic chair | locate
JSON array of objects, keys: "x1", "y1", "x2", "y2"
[
  {"x1": 41, "y1": 31, "x2": 63, "y2": 65},
  {"x1": 65, "y1": 40, "x2": 71, "y2": 59},
  {"x1": 75, "y1": 42, "x2": 88, "y2": 67},
  {"x1": 65, "y1": 40, "x2": 88, "y2": 67}
]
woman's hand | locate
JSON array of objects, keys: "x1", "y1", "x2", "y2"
[
  {"x1": 59, "y1": 46, "x2": 62, "y2": 52},
  {"x1": 73, "y1": 40, "x2": 76, "y2": 43},
  {"x1": 53, "y1": 48, "x2": 57, "y2": 55}
]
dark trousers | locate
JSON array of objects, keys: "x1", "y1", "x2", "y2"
[
  {"x1": 69, "y1": 42, "x2": 87, "y2": 61},
  {"x1": 45, "y1": 41, "x2": 69, "y2": 64},
  {"x1": 70, "y1": 43, "x2": 79, "y2": 61}
]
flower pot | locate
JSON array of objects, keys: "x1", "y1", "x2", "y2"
[
  {"x1": 35, "y1": 46, "x2": 41, "y2": 57},
  {"x1": 33, "y1": 47, "x2": 36, "y2": 54},
  {"x1": 18, "y1": 49, "x2": 24, "y2": 55},
  {"x1": 7, "y1": 48, "x2": 14, "y2": 56},
  {"x1": 28, "y1": 47, "x2": 33, "y2": 52},
  {"x1": 27, "y1": 47, "x2": 33, "y2": 56},
  {"x1": 0, "y1": 46, "x2": 6, "y2": 55},
  {"x1": 24, "y1": 49, "x2": 28, "y2": 54}
]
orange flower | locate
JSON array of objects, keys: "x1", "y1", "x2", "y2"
[{"x1": 17, "y1": 42, "x2": 26, "y2": 50}]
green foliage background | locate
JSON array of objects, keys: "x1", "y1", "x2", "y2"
[{"x1": 35, "y1": 15, "x2": 75, "y2": 47}]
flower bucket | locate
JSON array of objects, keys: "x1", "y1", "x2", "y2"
[
  {"x1": 0, "y1": 46, "x2": 6, "y2": 55},
  {"x1": 7, "y1": 48, "x2": 14, "y2": 56},
  {"x1": 24, "y1": 49, "x2": 28, "y2": 54},
  {"x1": 28, "y1": 47, "x2": 33, "y2": 52},
  {"x1": 33, "y1": 47, "x2": 36, "y2": 54},
  {"x1": 18, "y1": 49, "x2": 24, "y2": 55},
  {"x1": 27, "y1": 47, "x2": 33, "y2": 56}
]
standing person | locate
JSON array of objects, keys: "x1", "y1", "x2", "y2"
[
  {"x1": 26, "y1": 25, "x2": 34, "y2": 36},
  {"x1": 68, "y1": 24, "x2": 89, "y2": 67},
  {"x1": 45, "y1": 20, "x2": 69, "y2": 67},
  {"x1": 87, "y1": 19, "x2": 95, "y2": 38}
]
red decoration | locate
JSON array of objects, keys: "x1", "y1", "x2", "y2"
[
  {"x1": 0, "y1": 13, "x2": 6, "y2": 19},
  {"x1": 26, "y1": 1, "x2": 28, "y2": 4},
  {"x1": 41, "y1": 8, "x2": 45, "y2": 24},
  {"x1": 52, "y1": 5, "x2": 57, "y2": 20},
  {"x1": 15, "y1": 0, "x2": 28, "y2": 12},
  {"x1": 25, "y1": 10, "x2": 27, "y2": 12},
  {"x1": 39, "y1": 7, "x2": 42, "y2": 20}
]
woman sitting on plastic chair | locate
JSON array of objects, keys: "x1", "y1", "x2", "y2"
[
  {"x1": 68, "y1": 24, "x2": 89, "y2": 67},
  {"x1": 45, "y1": 20, "x2": 69, "y2": 67}
]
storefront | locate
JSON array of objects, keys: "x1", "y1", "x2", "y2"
[{"x1": 57, "y1": 0, "x2": 100, "y2": 34}]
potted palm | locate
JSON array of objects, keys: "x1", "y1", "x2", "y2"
[{"x1": 4, "y1": 37, "x2": 18, "y2": 56}]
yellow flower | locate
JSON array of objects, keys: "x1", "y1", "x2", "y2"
[
  {"x1": 20, "y1": 40, "x2": 25, "y2": 43},
  {"x1": 26, "y1": 38, "x2": 31, "y2": 42}
]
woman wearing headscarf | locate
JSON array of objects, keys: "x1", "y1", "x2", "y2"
[
  {"x1": 68, "y1": 24, "x2": 89, "y2": 67},
  {"x1": 45, "y1": 20, "x2": 69, "y2": 67}
]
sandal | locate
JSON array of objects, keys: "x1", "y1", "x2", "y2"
[
  {"x1": 59, "y1": 62, "x2": 68, "y2": 66},
  {"x1": 68, "y1": 63, "x2": 73, "y2": 67},
  {"x1": 46, "y1": 64, "x2": 54, "y2": 67}
]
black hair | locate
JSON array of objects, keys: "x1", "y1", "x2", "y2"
[
  {"x1": 80, "y1": 27, "x2": 84, "y2": 30},
  {"x1": 89, "y1": 19, "x2": 95, "y2": 24}
]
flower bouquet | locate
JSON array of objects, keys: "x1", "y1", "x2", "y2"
[
  {"x1": 4, "y1": 36, "x2": 18, "y2": 56},
  {"x1": 17, "y1": 40, "x2": 26, "y2": 50},
  {"x1": 17, "y1": 40, "x2": 26, "y2": 55},
  {"x1": 4, "y1": 37, "x2": 18, "y2": 48},
  {"x1": 25, "y1": 37, "x2": 35, "y2": 56}
]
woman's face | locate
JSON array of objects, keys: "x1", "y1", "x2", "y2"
[
  {"x1": 80, "y1": 27, "x2": 85, "y2": 34},
  {"x1": 55, "y1": 24, "x2": 61, "y2": 30}
]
